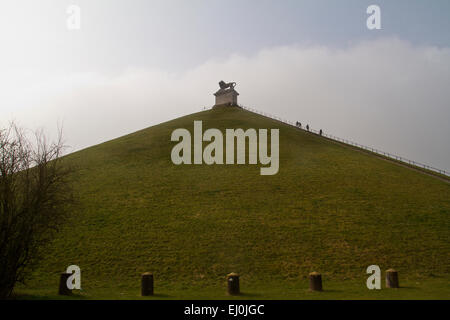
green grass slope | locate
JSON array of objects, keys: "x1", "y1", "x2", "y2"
[{"x1": 21, "y1": 106, "x2": 450, "y2": 298}]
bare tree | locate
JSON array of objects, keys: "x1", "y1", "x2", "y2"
[{"x1": 0, "y1": 123, "x2": 74, "y2": 299}]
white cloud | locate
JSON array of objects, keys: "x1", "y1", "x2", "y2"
[{"x1": 1, "y1": 37, "x2": 449, "y2": 171}]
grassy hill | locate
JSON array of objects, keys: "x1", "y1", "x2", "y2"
[{"x1": 18, "y1": 106, "x2": 450, "y2": 299}]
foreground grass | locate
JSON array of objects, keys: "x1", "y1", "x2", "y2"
[
  {"x1": 15, "y1": 276, "x2": 450, "y2": 300},
  {"x1": 21, "y1": 106, "x2": 450, "y2": 298}
]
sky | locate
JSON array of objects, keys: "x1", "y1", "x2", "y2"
[{"x1": 0, "y1": 0, "x2": 449, "y2": 171}]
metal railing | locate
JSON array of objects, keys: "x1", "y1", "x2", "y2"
[{"x1": 235, "y1": 104, "x2": 449, "y2": 177}]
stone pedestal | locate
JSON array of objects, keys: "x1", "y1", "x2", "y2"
[
  {"x1": 141, "y1": 272, "x2": 154, "y2": 296},
  {"x1": 214, "y1": 88, "x2": 239, "y2": 106},
  {"x1": 227, "y1": 273, "x2": 240, "y2": 295},
  {"x1": 309, "y1": 271, "x2": 323, "y2": 291},
  {"x1": 386, "y1": 269, "x2": 399, "y2": 288},
  {"x1": 58, "y1": 273, "x2": 72, "y2": 295}
]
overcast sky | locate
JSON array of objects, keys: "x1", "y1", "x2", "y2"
[{"x1": 1, "y1": 0, "x2": 449, "y2": 171}]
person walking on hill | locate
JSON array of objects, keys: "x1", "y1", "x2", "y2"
[{"x1": 306, "y1": 124, "x2": 309, "y2": 131}]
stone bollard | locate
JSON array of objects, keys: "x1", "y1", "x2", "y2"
[
  {"x1": 141, "y1": 272, "x2": 154, "y2": 296},
  {"x1": 58, "y1": 272, "x2": 72, "y2": 295},
  {"x1": 386, "y1": 269, "x2": 399, "y2": 288},
  {"x1": 227, "y1": 273, "x2": 240, "y2": 295},
  {"x1": 309, "y1": 272, "x2": 323, "y2": 291}
]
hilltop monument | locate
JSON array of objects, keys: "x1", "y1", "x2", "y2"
[{"x1": 214, "y1": 80, "x2": 239, "y2": 107}]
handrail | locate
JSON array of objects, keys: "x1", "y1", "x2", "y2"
[{"x1": 236, "y1": 104, "x2": 449, "y2": 177}]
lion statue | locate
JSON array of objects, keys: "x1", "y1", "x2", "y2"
[{"x1": 219, "y1": 80, "x2": 236, "y2": 90}]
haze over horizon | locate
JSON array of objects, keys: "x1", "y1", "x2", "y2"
[{"x1": 1, "y1": 0, "x2": 449, "y2": 171}]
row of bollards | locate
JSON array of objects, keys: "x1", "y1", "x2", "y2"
[{"x1": 58, "y1": 269, "x2": 400, "y2": 296}]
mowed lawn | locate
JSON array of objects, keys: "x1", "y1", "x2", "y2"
[{"x1": 15, "y1": 106, "x2": 450, "y2": 299}]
